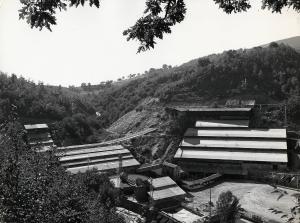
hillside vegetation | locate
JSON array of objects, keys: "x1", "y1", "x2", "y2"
[
  {"x1": 262, "y1": 36, "x2": 300, "y2": 52},
  {"x1": 1, "y1": 43, "x2": 300, "y2": 146},
  {"x1": 92, "y1": 44, "x2": 300, "y2": 129},
  {"x1": 0, "y1": 74, "x2": 102, "y2": 145}
]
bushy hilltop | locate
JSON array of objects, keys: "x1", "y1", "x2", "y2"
[
  {"x1": 0, "y1": 74, "x2": 103, "y2": 145},
  {"x1": 1, "y1": 42, "x2": 300, "y2": 147},
  {"x1": 93, "y1": 43, "x2": 300, "y2": 128}
]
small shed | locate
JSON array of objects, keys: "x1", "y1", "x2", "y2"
[
  {"x1": 148, "y1": 176, "x2": 186, "y2": 210},
  {"x1": 24, "y1": 123, "x2": 55, "y2": 150}
]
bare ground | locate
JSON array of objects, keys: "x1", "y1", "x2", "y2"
[{"x1": 186, "y1": 181, "x2": 298, "y2": 222}]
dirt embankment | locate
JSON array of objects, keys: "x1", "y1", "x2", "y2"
[{"x1": 106, "y1": 97, "x2": 182, "y2": 163}]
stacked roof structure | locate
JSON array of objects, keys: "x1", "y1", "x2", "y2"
[
  {"x1": 174, "y1": 108, "x2": 288, "y2": 175},
  {"x1": 58, "y1": 144, "x2": 140, "y2": 174},
  {"x1": 148, "y1": 176, "x2": 186, "y2": 209},
  {"x1": 24, "y1": 124, "x2": 55, "y2": 150}
]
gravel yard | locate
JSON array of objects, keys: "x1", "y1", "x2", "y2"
[{"x1": 186, "y1": 181, "x2": 298, "y2": 222}]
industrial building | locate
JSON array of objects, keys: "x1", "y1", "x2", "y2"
[
  {"x1": 59, "y1": 144, "x2": 140, "y2": 174},
  {"x1": 174, "y1": 119, "x2": 288, "y2": 175},
  {"x1": 167, "y1": 106, "x2": 252, "y2": 121},
  {"x1": 137, "y1": 161, "x2": 184, "y2": 180},
  {"x1": 148, "y1": 176, "x2": 186, "y2": 209},
  {"x1": 21, "y1": 99, "x2": 295, "y2": 223},
  {"x1": 24, "y1": 123, "x2": 56, "y2": 150}
]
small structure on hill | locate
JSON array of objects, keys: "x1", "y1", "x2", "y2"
[
  {"x1": 24, "y1": 123, "x2": 55, "y2": 150},
  {"x1": 225, "y1": 99, "x2": 256, "y2": 108},
  {"x1": 58, "y1": 144, "x2": 140, "y2": 174}
]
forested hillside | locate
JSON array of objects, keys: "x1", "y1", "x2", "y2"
[
  {"x1": 263, "y1": 36, "x2": 300, "y2": 52},
  {"x1": 93, "y1": 43, "x2": 300, "y2": 127},
  {"x1": 0, "y1": 74, "x2": 102, "y2": 145},
  {"x1": 1, "y1": 43, "x2": 300, "y2": 146}
]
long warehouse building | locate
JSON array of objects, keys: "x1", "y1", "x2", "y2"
[
  {"x1": 58, "y1": 144, "x2": 140, "y2": 174},
  {"x1": 174, "y1": 120, "x2": 288, "y2": 175}
]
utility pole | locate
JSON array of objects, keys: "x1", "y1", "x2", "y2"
[
  {"x1": 209, "y1": 187, "x2": 212, "y2": 221},
  {"x1": 149, "y1": 177, "x2": 153, "y2": 207},
  {"x1": 117, "y1": 155, "x2": 123, "y2": 188},
  {"x1": 116, "y1": 154, "x2": 123, "y2": 203}
]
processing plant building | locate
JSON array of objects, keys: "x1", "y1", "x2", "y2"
[
  {"x1": 58, "y1": 144, "x2": 140, "y2": 174},
  {"x1": 173, "y1": 107, "x2": 288, "y2": 176}
]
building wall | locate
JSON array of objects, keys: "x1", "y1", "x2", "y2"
[
  {"x1": 243, "y1": 162, "x2": 286, "y2": 175},
  {"x1": 176, "y1": 159, "x2": 286, "y2": 176},
  {"x1": 151, "y1": 196, "x2": 185, "y2": 210},
  {"x1": 177, "y1": 160, "x2": 244, "y2": 175}
]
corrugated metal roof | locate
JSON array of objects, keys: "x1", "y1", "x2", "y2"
[
  {"x1": 162, "y1": 208, "x2": 203, "y2": 223},
  {"x1": 185, "y1": 128, "x2": 287, "y2": 139},
  {"x1": 58, "y1": 144, "x2": 123, "y2": 152},
  {"x1": 29, "y1": 140, "x2": 54, "y2": 146},
  {"x1": 175, "y1": 148, "x2": 287, "y2": 163},
  {"x1": 181, "y1": 138, "x2": 287, "y2": 150},
  {"x1": 66, "y1": 158, "x2": 140, "y2": 173},
  {"x1": 62, "y1": 155, "x2": 134, "y2": 167},
  {"x1": 150, "y1": 176, "x2": 177, "y2": 189},
  {"x1": 24, "y1": 124, "x2": 49, "y2": 130},
  {"x1": 60, "y1": 149, "x2": 131, "y2": 162},
  {"x1": 148, "y1": 186, "x2": 186, "y2": 201},
  {"x1": 59, "y1": 143, "x2": 140, "y2": 173},
  {"x1": 169, "y1": 107, "x2": 252, "y2": 112},
  {"x1": 195, "y1": 120, "x2": 249, "y2": 128},
  {"x1": 61, "y1": 145, "x2": 124, "y2": 156}
]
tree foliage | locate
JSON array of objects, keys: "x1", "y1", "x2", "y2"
[
  {"x1": 216, "y1": 190, "x2": 241, "y2": 223},
  {"x1": 19, "y1": 0, "x2": 100, "y2": 31},
  {"x1": 0, "y1": 73, "x2": 102, "y2": 145},
  {"x1": 213, "y1": 0, "x2": 251, "y2": 13},
  {"x1": 18, "y1": 0, "x2": 300, "y2": 52},
  {"x1": 0, "y1": 116, "x2": 124, "y2": 222},
  {"x1": 123, "y1": 0, "x2": 186, "y2": 53}
]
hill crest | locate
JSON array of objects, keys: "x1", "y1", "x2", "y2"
[{"x1": 262, "y1": 36, "x2": 300, "y2": 51}]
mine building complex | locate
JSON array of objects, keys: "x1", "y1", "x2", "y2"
[{"x1": 23, "y1": 101, "x2": 294, "y2": 222}]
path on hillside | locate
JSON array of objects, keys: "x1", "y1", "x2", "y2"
[
  {"x1": 100, "y1": 128, "x2": 157, "y2": 145},
  {"x1": 58, "y1": 128, "x2": 157, "y2": 153}
]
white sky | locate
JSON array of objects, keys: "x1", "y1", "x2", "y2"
[{"x1": 0, "y1": 0, "x2": 299, "y2": 86}]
